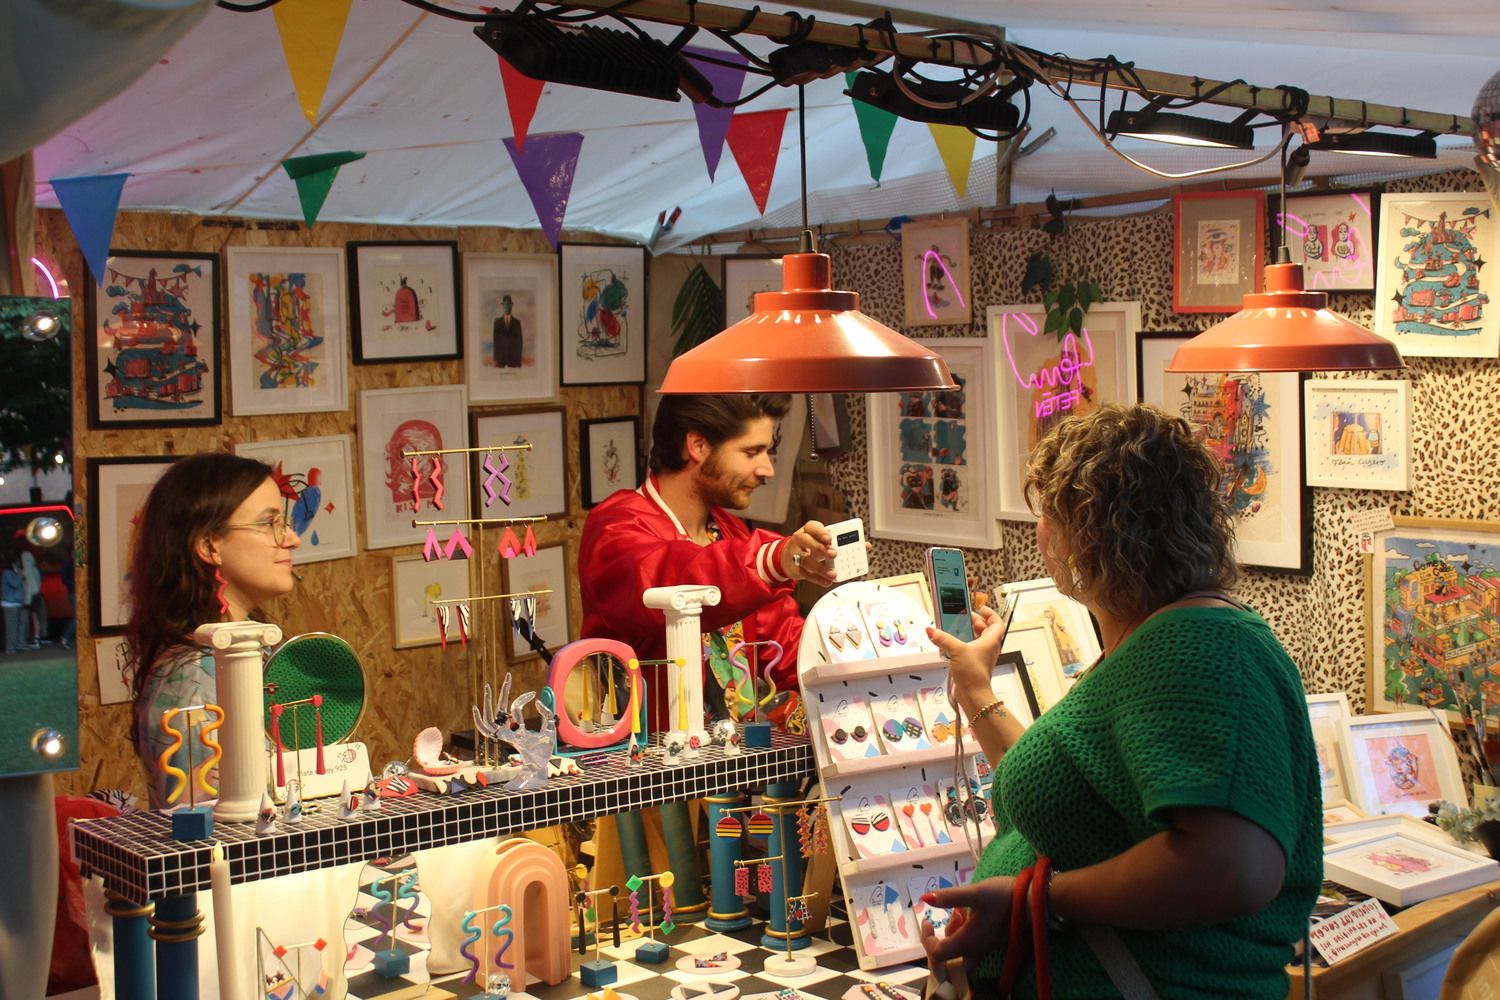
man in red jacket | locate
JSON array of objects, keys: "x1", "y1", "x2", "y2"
[{"x1": 579, "y1": 393, "x2": 837, "y2": 727}]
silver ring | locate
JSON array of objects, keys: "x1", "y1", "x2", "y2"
[{"x1": 791, "y1": 553, "x2": 802, "y2": 567}]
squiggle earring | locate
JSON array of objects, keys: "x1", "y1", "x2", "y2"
[
  {"x1": 214, "y1": 568, "x2": 230, "y2": 616},
  {"x1": 482, "y1": 452, "x2": 512, "y2": 507},
  {"x1": 429, "y1": 456, "x2": 446, "y2": 511},
  {"x1": 411, "y1": 457, "x2": 424, "y2": 512},
  {"x1": 422, "y1": 527, "x2": 442, "y2": 562}
]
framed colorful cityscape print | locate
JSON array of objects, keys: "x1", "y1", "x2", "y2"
[
  {"x1": 990, "y1": 302, "x2": 1138, "y2": 522},
  {"x1": 558, "y1": 242, "x2": 647, "y2": 385},
  {"x1": 225, "y1": 246, "x2": 348, "y2": 415},
  {"x1": 233, "y1": 434, "x2": 358, "y2": 564},
  {"x1": 722, "y1": 255, "x2": 781, "y2": 325},
  {"x1": 86, "y1": 249, "x2": 220, "y2": 428},
  {"x1": 348, "y1": 241, "x2": 461, "y2": 364},
  {"x1": 1136, "y1": 331, "x2": 1309, "y2": 573},
  {"x1": 1374, "y1": 191, "x2": 1498, "y2": 358},
  {"x1": 1274, "y1": 190, "x2": 1378, "y2": 292},
  {"x1": 358, "y1": 384, "x2": 470, "y2": 550},
  {"x1": 901, "y1": 217, "x2": 972, "y2": 327},
  {"x1": 1303, "y1": 378, "x2": 1411, "y2": 491},
  {"x1": 1364, "y1": 516, "x2": 1500, "y2": 729},
  {"x1": 463, "y1": 252, "x2": 558, "y2": 404},
  {"x1": 866, "y1": 337, "x2": 1001, "y2": 549},
  {"x1": 1173, "y1": 191, "x2": 1266, "y2": 312},
  {"x1": 87, "y1": 455, "x2": 174, "y2": 633}
]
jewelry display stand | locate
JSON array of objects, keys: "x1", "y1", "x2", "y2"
[{"x1": 796, "y1": 581, "x2": 994, "y2": 971}]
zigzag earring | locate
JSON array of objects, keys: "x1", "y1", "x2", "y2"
[
  {"x1": 522, "y1": 524, "x2": 537, "y2": 557},
  {"x1": 411, "y1": 457, "x2": 424, "y2": 512},
  {"x1": 429, "y1": 456, "x2": 446, "y2": 511},
  {"x1": 499, "y1": 526, "x2": 521, "y2": 559},
  {"x1": 422, "y1": 527, "x2": 442, "y2": 562},
  {"x1": 214, "y1": 568, "x2": 230, "y2": 617}
]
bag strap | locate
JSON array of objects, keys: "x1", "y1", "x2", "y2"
[{"x1": 1078, "y1": 925, "x2": 1161, "y2": 1000}]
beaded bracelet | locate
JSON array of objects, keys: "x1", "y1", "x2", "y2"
[{"x1": 971, "y1": 698, "x2": 1008, "y2": 723}]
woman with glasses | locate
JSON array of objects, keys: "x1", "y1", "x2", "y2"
[
  {"x1": 126, "y1": 453, "x2": 301, "y2": 808},
  {"x1": 922, "y1": 404, "x2": 1320, "y2": 999}
]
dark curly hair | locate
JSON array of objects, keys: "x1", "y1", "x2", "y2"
[
  {"x1": 649, "y1": 393, "x2": 792, "y2": 474},
  {"x1": 1024, "y1": 403, "x2": 1238, "y2": 621}
]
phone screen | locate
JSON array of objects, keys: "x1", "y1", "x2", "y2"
[{"x1": 928, "y1": 547, "x2": 974, "y2": 642}]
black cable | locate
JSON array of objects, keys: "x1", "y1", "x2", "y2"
[
  {"x1": 215, "y1": 0, "x2": 283, "y2": 10},
  {"x1": 798, "y1": 83, "x2": 809, "y2": 233}
]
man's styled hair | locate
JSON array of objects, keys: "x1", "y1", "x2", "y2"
[{"x1": 649, "y1": 394, "x2": 792, "y2": 474}]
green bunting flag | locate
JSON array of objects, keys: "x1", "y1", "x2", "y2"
[
  {"x1": 281, "y1": 151, "x2": 366, "y2": 228},
  {"x1": 846, "y1": 72, "x2": 898, "y2": 185}
]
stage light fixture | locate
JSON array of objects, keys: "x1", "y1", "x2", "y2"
[
  {"x1": 1305, "y1": 130, "x2": 1437, "y2": 158},
  {"x1": 845, "y1": 70, "x2": 1021, "y2": 133},
  {"x1": 474, "y1": 12, "x2": 709, "y2": 102},
  {"x1": 1105, "y1": 109, "x2": 1255, "y2": 150}
]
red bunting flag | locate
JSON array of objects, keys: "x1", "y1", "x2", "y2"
[
  {"x1": 497, "y1": 57, "x2": 545, "y2": 153},
  {"x1": 726, "y1": 109, "x2": 789, "y2": 216}
]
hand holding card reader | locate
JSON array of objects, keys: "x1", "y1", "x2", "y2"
[
  {"x1": 925, "y1": 546, "x2": 974, "y2": 642},
  {"x1": 824, "y1": 517, "x2": 869, "y2": 582}
]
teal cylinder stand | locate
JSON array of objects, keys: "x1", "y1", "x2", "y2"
[
  {"x1": 660, "y1": 799, "x2": 707, "y2": 923},
  {"x1": 705, "y1": 792, "x2": 751, "y2": 931},
  {"x1": 759, "y1": 781, "x2": 809, "y2": 951},
  {"x1": 150, "y1": 892, "x2": 203, "y2": 1000},
  {"x1": 105, "y1": 891, "x2": 155, "y2": 1000}
]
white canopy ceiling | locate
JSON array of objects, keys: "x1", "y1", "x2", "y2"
[{"x1": 28, "y1": 0, "x2": 1499, "y2": 250}]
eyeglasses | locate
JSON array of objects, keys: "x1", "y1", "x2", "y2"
[{"x1": 222, "y1": 512, "x2": 296, "y2": 546}]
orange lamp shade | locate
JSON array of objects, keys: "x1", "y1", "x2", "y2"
[
  {"x1": 1168, "y1": 259, "x2": 1403, "y2": 373},
  {"x1": 659, "y1": 251, "x2": 956, "y2": 393}
]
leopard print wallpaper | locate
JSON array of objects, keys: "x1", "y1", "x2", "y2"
[{"x1": 818, "y1": 168, "x2": 1493, "y2": 712}]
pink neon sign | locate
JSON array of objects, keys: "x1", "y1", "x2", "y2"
[
  {"x1": 998, "y1": 310, "x2": 1096, "y2": 420},
  {"x1": 920, "y1": 249, "x2": 967, "y2": 319},
  {"x1": 1274, "y1": 192, "x2": 1373, "y2": 290}
]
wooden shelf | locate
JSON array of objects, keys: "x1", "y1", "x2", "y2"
[
  {"x1": 839, "y1": 840, "x2": 971, "y2": 878},
  {"x1": 819, "y1": 741, "x2": 976, "y2": 780},
  {"x1": 801, "y1": 650, "x2": 946, "y2": 686}
]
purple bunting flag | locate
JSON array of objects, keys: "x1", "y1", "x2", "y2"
[
  {"x1": 684, "y1": 47, "x2": 750, "y2": 182},
  {"x1": 503, "y1": 132, "x2": 585, "y2": 250}
]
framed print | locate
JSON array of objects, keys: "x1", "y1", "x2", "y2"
[
  {"x1": 1002, "y1": 577, "x2": 1102, "y2": 691},
  {"x1": 390, "y1": 552, "x2": 468, "y2": 648},
  {"x1": 1173, "y1": 190, "x2": 1266, "y2": 312},
  {"x1": 901, "y1": 217, "x2": 972, "y2": 327},
  {"x1": 1323, "y1": 812, "x2": 1468, "y2": 850},
  {"x1": 869, "y1": 571, "x2": 935, "y2": 620},
  {"x1": 1274, "y1": 190, "x2": 1378, "y2": 292},
  {"x1": 87, "y1": 455, "x2": 174, "y2": 633},
  {"x1": 1364, "y1": 516, "x2": 1500, "y2": 727},
  {"x1": 867, "y1": 337, "x2": 1002, "y2": 549},
  {"x1": 463, "y1": 252, "x2": 558, "y2": 404},
  {"x1": 1375, "y1": 191, "x2": 1499, "y2": 358},
  {"x1": 225, "y1": 246, "x2": 348, "y2": 415},
  {"x1": 810, "y1": 393, "x2": 852, "y2": 455},
  {"x1": 722, "y1": 255, "x2": 782, "y2": 325},
  {"x1": 86, "y1": 249, "x2": 220, "y2": 428},
  {"x1": 234, "y1": 434, "x2": 358, "y2": 564},
  {"x1": 1338, "y1": 710, "x2": 1468, "y2": 818},
  {"x1": 1324, "y1": 832, "x2": 1496, "y2": 906},
  {"x1": 990, "y1": 302, "x2": 1139, "y2": 522},
  {"x1": 1306, "y1": 692, "x2": 1354, "y2": 804},
  {"x1": 348, "y1": 241, "x2": 461, "y2": 364},
  {"x1": 1136, "y1": 331, "x2": 1309, "y2": 573},
  {"x1": 1321, "y1": 800, "x2": 1368, "y2": 826},
  {"x1": 558, "y1": 242, "x2": 647, "y2": 385},
  {"x1": 740, "y1": 399, "x2": 805, "y2": 525},
  {"x1": 1000, "y1": 620, "x2": 1065, "y2": 713},
  {"x1": 579, "y1": 416, "x2": 641, "y2": 509},
  {"x1": 502, "y1": 542, "x2": 572, "y2": 662},
  {"x1": 990, "y1": 649, "x2": 1042, "y2": 728},
  {"x1": 358, "y1": 385, "x2": 470, "y2": 550},
  {"x1": 471, "y1": 407, "x2": 568, "y2": 520},
  {"x1": 1303, "y1": 378, "x2": 1412, "y2": 491}
]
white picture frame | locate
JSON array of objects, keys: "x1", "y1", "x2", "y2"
[
  {"x1": 989, "y1": 301, "x2": 1139, "y2": 522},
  {"x1": 1338, "y1": 710, "x2": 1469, "y2": 819},
  {"x1": 463, "y1": 252, "x2": 558, "y2": 405},
  {"x1": 390, "y1": 552, "x2": 469, "y2": 648},
  {"x1": 501, "y1": 542, "x2": 573, "y2": 662},
  {"x1": 224, "y1": 246, "x2": 348, "y2": 415},
  {"x1": 471, "y1": 407, "x2": 569, "y2": 520},
  {"x1": 1000, "y1": 619, "x2": 1065, "y2": 713},
  {"x1": 1303, "y1": 378, "x2": 1412, "y2": 491},
  {"x1": 1001, "y1": 577, "x2": 1101, "y2": 693},
  {"x1": 357, "y1": 385, "x2": 470, "y2": 550},
  {"x1": 866, "y1": 337, "x2": 1002, "y2": 549},
  {"x1": 740, "y1": 396, "x2": 806, "y2": 525},
  {"x1": 1306, "y1": 692, "x2": 1354, "y2": 804},
  {"x1": 722, "y1": 255, "x2": 782, "y2": 325},
  {"x1": 1324, "y1": 832, "x2": 1498, "y2": 907},
  {"x1": 234, "y1": 434, "x2": 358, "y2": 564},
  {"x1": 558, "y1": 242, "x2": 647, "y2": 385}
]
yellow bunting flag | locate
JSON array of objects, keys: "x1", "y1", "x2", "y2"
[
  {"x1": 928, "y1": 123, "x2": 977, "y2": 200},
  {"x1": 273, "y1": 0, "x2": 354, "y2": 125}
]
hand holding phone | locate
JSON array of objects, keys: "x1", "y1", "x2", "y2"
[{"x1": 925, "y1": 547, "x2": 974, "y2": 642}]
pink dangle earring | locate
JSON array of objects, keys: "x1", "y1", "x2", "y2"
[
  {"x1": 214, "y1": 567, "x2": 230, "y2": 617},
  {"x1": 522, "y1": 524, "x2": 537, "y2": 557}
]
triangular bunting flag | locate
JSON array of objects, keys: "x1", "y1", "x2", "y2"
[
  {"x1": 684, "y1": 47, "x2": 750, "y2": 181},
  {"x1": 50, "y1": 174, "x2": 129, "y2": 285},
  {"x1": 273, "y1": 0, "x2": 354, "y2": 125},
  {"x1": 845, "y1": 72, "x2": 898, "y2": 185},
  {"x1": 503, "y1": 132, "x2": 585, "y2": 250},
  {"x1": 497, "y1": 58, "x2": 545, "y2": 153},
  {"x1": 725, "y1": 109, "x2": 789, "y2": 216},
  {"x1": 928, "y1": 123, "x2": 977, "y2": 199},
  {"x1": 281, "y1": 151, "x2": 366, "y2": 228}
]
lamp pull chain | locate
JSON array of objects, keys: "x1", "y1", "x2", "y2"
[{"x1": 806, "y1": 393, "x2": 819, "y2": 461}]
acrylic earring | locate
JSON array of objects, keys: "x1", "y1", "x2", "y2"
[
  {"x1": 522, "y1": 524, "x2": 537, "y2": 557},
  {"x1": 734, "y1": 866, "x2": 749, "y2": 897},
  {"x1": 457, "y1": 602, "x2": 471, "y2": 645},
  {"x1": 214, "y1": 567, "x2": 230, "y2": 616},
  {"x1": 436, "y1": 604, "x2": 450, "y2": 650},
  {"x1": 422, "y1": 527, "x2": 442, "y2": 562},
  {"x1": 845, "y1": 624, "x2": 863, "y2": 648},
  {"x1": 826, "y1": 624, "x2": 845, "y2": 651},
  {"x1": 499, "y1": 526, "x2": 521, "y2": 559},
  {"x1": 757, "y1": 863, "x2": 774, "y2": 894},
  {"x1": 444, "y1": 527, "x2": 473, "y2": 560},
  {"x1": 410, "y1": 456, "x2": 424, "y2": 512},
  {"x1": 430, "y1": 456, "x2": 446, "y2": 511}
]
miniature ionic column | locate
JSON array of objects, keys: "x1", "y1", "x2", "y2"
[
  {"x1": 195, "y1": 620, "x2": 283, "y2": 823},
  {"x1": 641, "y1": 584, "x2": 721, "y2": 738}
]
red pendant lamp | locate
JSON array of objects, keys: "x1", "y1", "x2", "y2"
[{"x1": 659, "y1": 87, "x2": 956, "y2": 394}]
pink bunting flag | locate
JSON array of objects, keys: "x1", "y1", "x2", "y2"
[
  {"x1": 725, "y1": 110, "x2": 789, "y2": 216},
  {"x1": 497, "y1": 57, "x2": 545, "y2": 153},
  {"x1": 502, "y1": 132, "x2": 585, "y2": 250},
  {"x1": 49, "y1": 173, "x2": 129, "y2": 285},
  {"x1": 683, "y1": 47, "x2": 750, "y2": 181}
]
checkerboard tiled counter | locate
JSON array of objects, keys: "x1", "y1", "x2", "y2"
[{"x1": 73, "y1": 733, "x2": 813, "y2": 999}]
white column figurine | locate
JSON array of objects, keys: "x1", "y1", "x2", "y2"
[
  {"x1": 642, "y1": 585, "x2": 721, "y2": 747},
  {"x1": 196, "y1": 620, "x2": 283, "y2": 823}
]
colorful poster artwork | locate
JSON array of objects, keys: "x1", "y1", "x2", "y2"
[
  {"x1": 1364, "y1": 734, "x2": 1440, "y2": 807},
  {"x1": 1388, "y1": 208, "x2": 1491, "y2": 339},
  {"x1": 369, "y1": 267, "x2": 439, "y2": 337},
  {"x1": 1196, "y1": 219, "x2": 1241, "y2": 285},
  {"x1": 1278, "y1": 191, "x2": 1377, "y2": 290},
  {"x1": 99, "y1": 261, "x2": 213, "y2": 413},
  {"x1": 892, "y1": 362, "x2": 973, "y2": 513},
  {"x1": 1372, "y1": 531, "x2": 1500, "y2": 722},
  {"x1": 1164, "y1": 371, "x2": 1279, "y2": 546},
  {"x1": 574, "y1": 266, "x2": 630, "y2": 360},
  {"x1": 248, "y1": 270, "x2": 325, "y2": 390}
]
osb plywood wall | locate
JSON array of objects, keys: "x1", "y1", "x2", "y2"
[
  {"x1": 814, "y1": 168, "x2": 1495, "y2": 711},
  {"x1": 38, "y1": 209, "x2": 643, "y2": 797}
]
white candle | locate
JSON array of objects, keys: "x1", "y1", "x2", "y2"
[{"x1": 211, "y1": 843, "x2": 248, "y2": 1000}]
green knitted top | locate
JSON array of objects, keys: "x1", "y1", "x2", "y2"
[{"x1": 974, "y1": 605, "x2": 1322, "y2": 998}]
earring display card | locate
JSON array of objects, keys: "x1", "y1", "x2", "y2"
[
  {"x1": 854, "y1": 880, "x2": 917, "y2": 956},
  {"x1": 890, "y1": 783, "x2": 951, "y2": 849},
  {"x1": 817, "y1": 599, "x2": 878, "y2": 663},
  {"x1": 821, "y1": 698, "x2": 880, "y2": 762},
  {"x1": 859, "y1": 594, "x2": 936, "y2": 657},
  {"x1": 909, "y1": 872, "x2": 958, "y2": 937},
  {"x1": 916, "y1": 686, "x2": 960, "y2": 746},
  {"x1": 938, "y1": 773, "x2": 995, "y2": 841},
  {"x1": 872, "y1": 691, "x2": 932, "y2": 752},
  {"x1": 844, "y1": 793, "x2": 909, "y2": 859}
]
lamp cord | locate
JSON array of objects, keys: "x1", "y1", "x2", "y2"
[
  {"x1": 1278, "y1": 131, "x2": 1288, "y2": 257},
  {"x1": 798, "y1": 84, "x2": 809, "y2": 236}
]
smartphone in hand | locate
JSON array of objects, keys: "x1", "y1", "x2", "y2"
[{"x1": 925, "y1": 546, "x2": 975, "y2": 642}]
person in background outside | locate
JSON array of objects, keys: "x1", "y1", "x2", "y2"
[
  {"x1": 21, "y1": 550, "x2": 43, "y2": 647},
  {"x1": 1, "y1": 552, "x2": 24, "y2": 652}
]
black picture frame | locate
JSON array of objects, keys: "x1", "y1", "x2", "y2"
[
  {"x1": 348, "y1": 240, "x2": 462, "y2": 364},
  {"x1": 579, "y1": 415, "x2": 641, "y2": 508}
]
